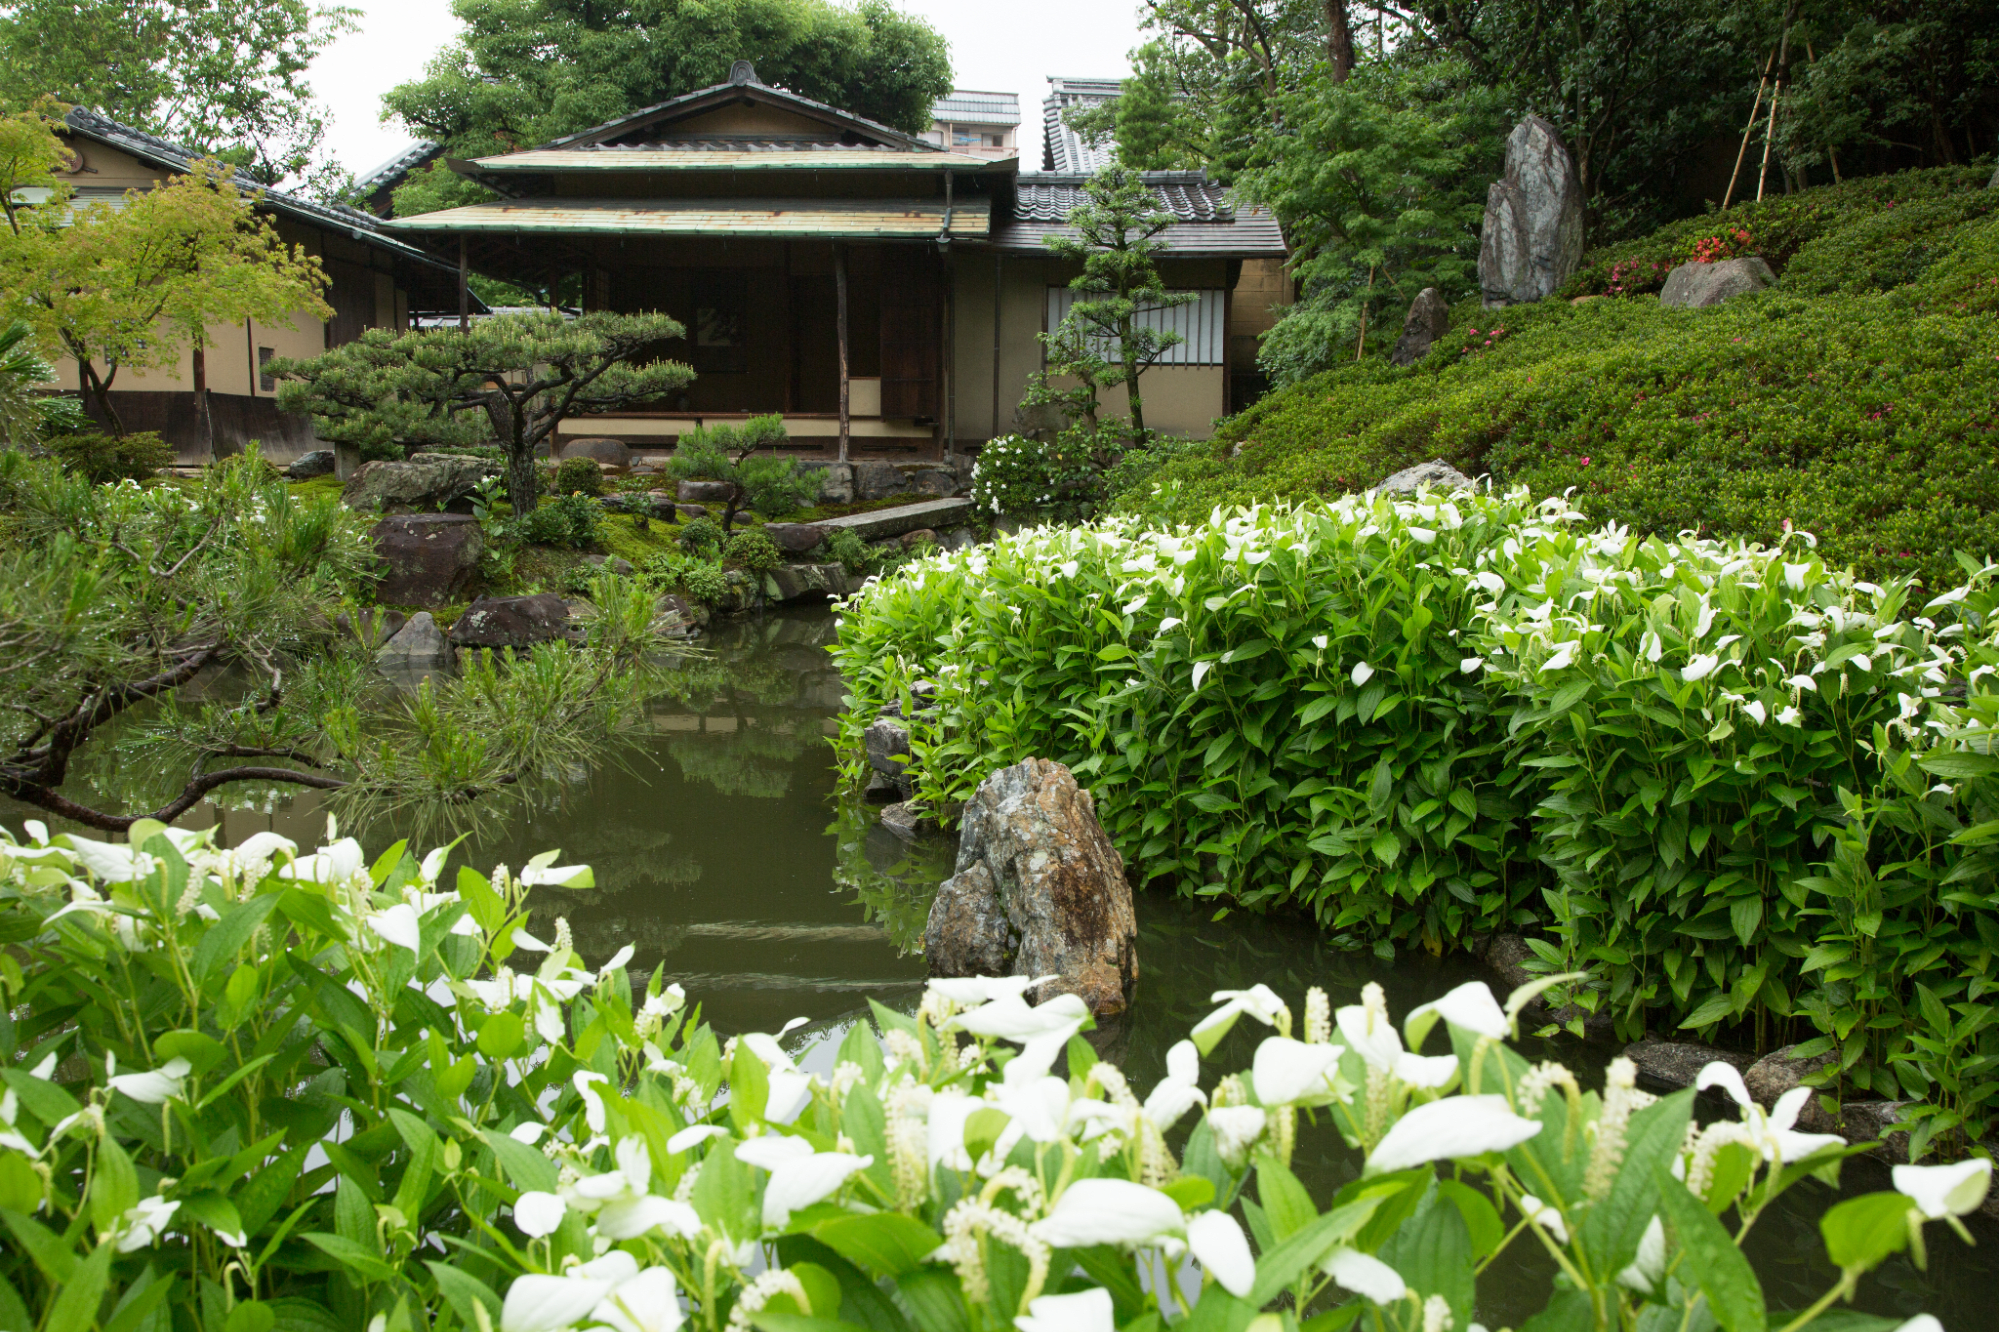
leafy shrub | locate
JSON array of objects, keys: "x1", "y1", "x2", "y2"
[
  {"x1": 677, "y1": 515, "x2": 722, "y2": 555},
  {"x1": 560, "y1": 561, "x2": 596, "y2": 595},
  {"x1": 835, "y1": 489, "x2": 1999, "y2": 1148},
  {"x1": 553, "y1": 455, "x2": 605, "y2": 497},
  {"x1": 968, "y1": 429, "x2": 1123, "y2": 521},
  {"x1": 823, "y1": 526, "x2": 874, "y2": 576},
  {"x1": 678, "y1": 559, "x2": 728, "y2": 606},
  {"x1": 723, "y1": 527, "x2": 782, "y2": 574},
  {"x1": 665, "y1": 415, "x2": 821, "y2": 532},
  {"x1": 514, "y1": 491, "x2": 600, "y2": 549},
  {"x1": 0, "y1": 819, "x2": 1972, "y2": 1330},
  {"x1": 41, "y1": 429, "x2": 174, "y2": 483},
  {"x1": 1133, "y1": 196, "x2": 1999, "y2": 589}
]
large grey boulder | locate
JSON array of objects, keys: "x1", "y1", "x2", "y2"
[
  {"x1": 913, "y1": 469, "x2": 961, "y2": 498},
  {"x1": 923, "y1": 757, "x2": 1138, "y2": 1016},
  {"x1": 561, "y1": 437, "x2": 631, "y2": 472},
  {"x1": 761, "y1": 522, "x2": 827, "y2": 555},
  {"x1": 342, "y1": 456, "x2": 489, "y2": 514},
  {"x1": 1743, "y1": 1043, "x2": 1837, "y2": 1109},
  {"x1": 677, "y1": 480, "x2": 732, "y2": 503},
  {"x1": 376, "y1": 611, "x2": 452, "y2": 670},
  {"x1": 1623, "y1": 1039, "x2": 1754, "y2": 1092},
  {"x1": 864, "y1": 718, "x2": 912, "y2": 778},
  {"x1": 1659, "y1": 257, "x2": 1776, "y2": 308},
  {"x1": 798, "y1": 461, "x2": 853, "y2": 504},
  {"x1": 1376, "y1": 459, "x2": 1473, "y2": 496},
  {"x1": 447, "y1": 592, "x2": 574, "y2": 649},
  {"x1": 370, "y1": 513, "x2": 485, "y2": 608},
  {"x1": 1389, "y1": 287, "x2": 1452, "y2": 366},
  {"x1": 853, "y1": 461, "x2": 905, "y2": 502},
  {"x1": 1479, "y1": 116, "x2": 1585, "y2": 308},
  {"x1": 286, "y1": 448, "x2": 335, "y2": 480}
]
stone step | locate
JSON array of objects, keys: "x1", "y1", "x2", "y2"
[{"x1": 815, "y1": 497, "x2": 971, "y2": 541}]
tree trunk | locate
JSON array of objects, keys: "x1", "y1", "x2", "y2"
[
  {"x1": 1325, "y1": 0, "x2": 1355, "y2": 82},
  {"x1": 1121, "y1": 317, "x2": 1147, "y2": 443},
  {"x1": 491, "y1": 390, "x2": 539, "y2": 514}
]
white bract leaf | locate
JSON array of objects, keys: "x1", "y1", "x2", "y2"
[
  {"x1": 1351, "y1": 661, "x2": 1376, "y2": 686},
  {"x1": 513, "y1": 1190, "x2": 566, "y2": 1238},
  {"x1": 1016, "y1": 1288, "x2": 1115, "y2": 1332},
  {"x1": 1365, "y1": 1095, "x2": 1543, "y2": 1174},
  {"x1": 1683, "y1": 654, "x2": 1720, "y2": 682},
  {"x1": 1893, "y1": 1158, "x2": 1992, "y2": 1219},
  {"x1": 503, "y1": 1251, "x2": 639, "y2": 1331},
  {"x1": 106, "y1": 1057, "x2": 191, "y2": 1105},
  {"x1": 1186, "y1": 1210, "x2": 1255, "y2": 1298},
  {"x1": 1252, "y1": 1036, "x2": 1344, "y2": 1108},
  {"x1": 366, "y1": 903, "x2": 421, "y2": 953},
  {"x1": 1322, "y1": 1247, "x2": 1407, "y2": 1304},
  {"x1": 1030, "y1": 1178, "x2": 1185, "y2": 1249},
  {"x1": 1406, "y1": 981, "x2": 1509, "y2": 1043}
]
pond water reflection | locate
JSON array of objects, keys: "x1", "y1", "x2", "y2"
[{"x1": 8, "y1": 604, "x2": 1996, "y2": 1328}]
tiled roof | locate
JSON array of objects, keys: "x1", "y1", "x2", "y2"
[
  {"x1": 995, "y1": 172, "x2": 1284, "y2": 258},
  {"x1": 1042, "y1": 76, "x2": 1122, "y2": 173},
  {"x1": 61, "y1": 107, "x2": 456, "y2": 273},
  {"x1": 932, "y1": 90, "x2": 1021, "y2": 126},
  {"x1": 354, "y1": 140, "x2": 444, "y2": 198},
  {"x1": 541, "y1": 62, "x2": 929, "y2": 153},
  {"x1": 1014, "y1": 174, "x2": 1233, "y2": 223}
]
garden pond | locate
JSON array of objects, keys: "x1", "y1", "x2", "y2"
[{"x1": 7, "y1": 603, "x2": 1997, "y2": 1328}]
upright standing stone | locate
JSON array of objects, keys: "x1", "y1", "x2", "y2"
[
  {"x1": 1479, "y1": 116, "x2": 1585, "y2": 308},
  {"x1": 1389, "y1": 287, "x2": 1452, "y2": 366},
  {"x1": 923, "y1": 757, "x2": 1138, "y2": 1015}
]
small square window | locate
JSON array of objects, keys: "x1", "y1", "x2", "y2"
[{"x1": 258, "y1": 346, "x2": 276, "y2": 392}]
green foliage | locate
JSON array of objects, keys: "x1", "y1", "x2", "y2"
[
  {"x1": 1044, "y1": 163, "x2": 1195, "y2": 442},
  {"x1": 1238, "y1": 59, "x2": 1509, "y2": 385},
  {"x1": 271, "y1": 311, "x2": 692, "y2": 515},
  {"x1": 677, "y1": 559, "x2": 728, "y2": 607},
  {"x1": 0, "y1": 0, "x2": 356, "y2": 193},
  {"x1": 0, "y1": 822, "x2": 1965, "y2": 1330},
  {"x1": 0, "y1": 316, "x2": 82, "y2": 446},
  {"x1": 381, "y1": 0, "x2": 953, "y2": 160},
  {"x1": 512, "y1": 492, "x2": 601, "y2": 550},
  {"x1": 834, "y1": 489, "x2": 1999, "y2": 1146},
  {"x1": 722, "y1": 528, "x2": 782, "y2": 574},
  {"x1": 968, "y1": 430, "x2": 1125, "y2": 523},
  {"x1": 665, "y1": 416, "x2": 820, "y2": 534},
  {"x1": 553, "y1": 455, "x2": 606, "y2": 497},
  {"x1": 676, "y1": 516, "x2": 722, "y2": 555},
  {"x1": 39, "y1": 429, "x2": 175, "y2": 483},
  {"x1": 1132, "y1": 174, "x2": 1999, "y2": 590}
]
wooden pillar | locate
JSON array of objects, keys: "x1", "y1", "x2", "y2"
[
  {"x1": 458, "y1": 238, "x2": 470, "y2": 333},
  {"x1": 990, "y1": 251, "x2": 1003, "y2": 440},
  {"x1": 942, "y1": 249, "x2": 955, "y2": 458},
  {"x1": 835, "y1": 243, "x2": 849, "y2": 464}
]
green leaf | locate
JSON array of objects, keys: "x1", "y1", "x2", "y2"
[
  {"x1": 41, "y1": 1237, "x2": 111, "y2": 1332},
  {"x1": 1654, "y1": 1168, "x2": 1766, "y2": 1330},
  {"x1": 89, "y1": 1136, "x2": 139, "y2": 1233},
  {"x1": 1247, "y1": 1197, "x2": 1384, "y2": 1306},
  {"x1": 1819, "y1": 1192, "x2": 1915, "y2": 1272},
  {"x1": 427, "y1": 1260, "x2": 503, "y2": 1332},
  {"x1": 1579, "y1": 1090, "x2": 1692, "y2": 1277},
  {"x1": 1253, "y1": 1153, "x2": 1318, "y2": 1239},
  {"x1": 301, "y1": 1232, "x2": 403, "y2": 1285},
  {"x1": 809, "y1": 1213, "x2": 944, "y2": 1278},
  {"x1": 1434, "y1": 1179, "x2": 1505, "y2": 1262},
  {"x1": 1380, "y1": 1189, "x2": 1473, "y2": 1329},
  {"x1": 190, "y1": 893, "x2": 280, "y2": 983},
  {"x1": 1161, "y1": 1175, "x2": 1216, "y2": 1213},
  {"x1": 889, "y1": 1266, "x2": 971, "y2": 1332},
  {"x1": 477, "y1": 1011, "x2": 524, "y2": 1061},
  {"x1": 483, "y1": 1127, "x2": 560, "y2": 1194},
  {"x1": 0, "y1": 1206, "x2": 75, "y2": 1284}
]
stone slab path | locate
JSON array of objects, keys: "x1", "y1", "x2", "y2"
[{"x1": 816, "y1": 497, "x2": 971, "y2": 540}]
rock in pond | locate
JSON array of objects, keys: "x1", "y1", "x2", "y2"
[
  {"x1": 1376, "y1": 459, "x2": 1473, "y2": 496},
  {"x1": 1744, "y1": 1042, "x2": 1837, "y2": 1107},
  {"x1": 287, "y1": 448, "x2": 335, "y2": 480},
  {"x1": 1659, "y1": 256, "x2": 1775, "y2": 308},
  {"x1": 1389, "y1": 287, "x2": 1451, "y2": 367},
  {"x1": 371, "y1": 513, "x2": 485, "y2": 608},
  {"x1": 343, "y1": 456, "x2": 489, "y2": 513},
  {"x1": 447, "y1": 593, "x2": 575, "y2": 649},
  {"x1": 337, "y1": 606, "x2": 406, "y2": 649},
  {"x1": 762, "y1": 522, "x2": 827, "y2": 555},
  {"x1": 923, "y1": 756, "x2": 1138, "y2": 1016},
  {"x1": 1479, "y1": 115, "x2": 1584, "y2": 307},
  {"x1": 1624, "y1": 1038, "x2": 1754, "y2": 1092},
  {"x1": 880, "y1": 800, "x2": 937, "y2": 841},
  {"x1": 865, "y1": 717, "x2": 912, "y2": 778},
  {"x1": 377, "y1": 611, "x2": 452, "y2": 670}
]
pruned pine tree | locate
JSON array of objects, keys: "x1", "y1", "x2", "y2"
[
  {"x1": 270, "y1": 311, "x2": 694, "y2": 514},
  {"x1": 1044, "y1": 164, "x2": 1196, "y2": 444},
  {"x1": 0, "y1": 448, "x2": 655, "y2": 834}
]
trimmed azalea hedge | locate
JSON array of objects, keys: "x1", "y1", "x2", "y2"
[
  {"x1": 1121, "y1": 169, "x2": 1999, "y2": 590},
  {"x1": 0, "y1": 818, "x2": 1980, "y2": 1330},
  {"x1": 833, "y1": 488, "x2": 1999, "y2": 1154}
]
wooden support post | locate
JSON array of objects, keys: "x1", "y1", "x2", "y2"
[
  {"x1": 942, "y1": 251, "x2": 955, "y2": 459},
  {"x1": 991, "y1": 251, "x2": 1003, "y2": 440},
  {"x1": 835, "y1": 243, "x2": 849, "y2": 464},
  {"x1": 1722, "y1": 48, "x2": 1778, "y2": 210},
  {"x1": 458, "y1": 238, "x2": 470, "y2": 333},
  {"x1": 1756, "y1": 85, "x2": 1781, "y2": 202}
]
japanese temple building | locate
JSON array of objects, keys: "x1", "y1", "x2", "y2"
[{"x1": 386, "y1": 62, "x2": 1289, "y2": 457}]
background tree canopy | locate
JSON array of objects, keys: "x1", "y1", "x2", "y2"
[
  {"x1": 0, "y1": 0, "x2": 357, "y2": 195},
  {"x1": 382, "y1": 0, "x2": 953, "y2": 170}
]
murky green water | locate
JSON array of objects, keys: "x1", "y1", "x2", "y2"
[{"x1": 8, "y1": 604, "x2": 1995, "y2": 1327}]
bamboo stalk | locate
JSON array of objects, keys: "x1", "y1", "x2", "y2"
[
  {"x1": 1757, "y1": 84, "x2": 1781, "y2": 201},
  {"x1": 1355, "y1": 266, "x2": 1375, "y2": 362},
  {"x1": 1722, "y1": 48, "x2": 1778, "y2": 210}
]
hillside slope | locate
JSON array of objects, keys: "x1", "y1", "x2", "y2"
[{"x1": 1125, "y1": 167, "x2": 1999, "y2": 587}]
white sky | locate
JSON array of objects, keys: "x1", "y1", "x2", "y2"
[{"x1": 312, "y1": 0, "x2": 1142, "y2": 181}]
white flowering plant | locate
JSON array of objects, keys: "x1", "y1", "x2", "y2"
[
  {"x1": 0, "y1": 821, "x2": 1975, "y2": 1330},
  {"x1": 967, "y1": 430, "x2": 1124, "y2": 523},
  {"x1": 831, "y1": 486, "x2": 1999, "y2": 1154}
]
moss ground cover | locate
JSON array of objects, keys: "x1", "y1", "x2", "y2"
[
  {"x1": 1126, "y1": 168, "x2": 1999, "y2": 589},
  {"x1": 834, "y1": 490, "x2": 1999, "y2": 1152}
]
